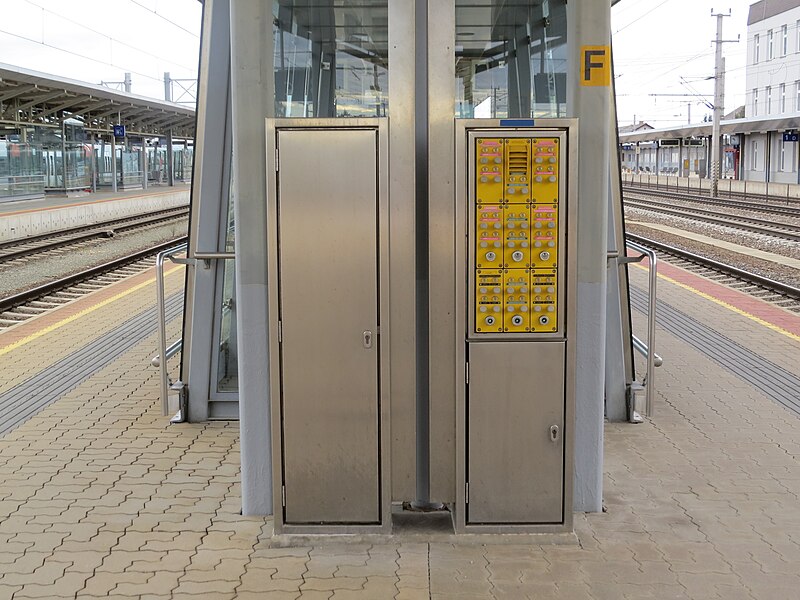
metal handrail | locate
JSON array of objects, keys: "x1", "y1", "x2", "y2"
[
  {"x1": 151, "y1": 339, "x2": 183, "y2": 367},
  {"x1": 632, "y1": 335, "x2": 663, "y2": 367},
  {"x1": 155, "y1": 242, "x2": 188, "y2": 416},
  {"x1": 625, "y1": 239, "x2": 658, "y2": 416}
]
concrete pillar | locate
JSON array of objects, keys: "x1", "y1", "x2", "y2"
[
  {"x1": 230, "y1": 0, "x2": 275, "y2": 516},
  {"x1": 567, "y1": 0, "x2": 611, "y2": 513}
]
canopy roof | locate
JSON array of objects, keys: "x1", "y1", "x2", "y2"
[{"x1": 0, "y1": 63, "x2": 195, "y2": 138}]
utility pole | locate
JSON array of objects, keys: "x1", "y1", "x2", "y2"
[{"x1": 710, "y1": 9, "x2": 738, "y2": 196}]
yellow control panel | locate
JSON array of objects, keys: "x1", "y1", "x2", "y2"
[{"x1": 473, "y1": 135, "x2": 562, "y2": 334}]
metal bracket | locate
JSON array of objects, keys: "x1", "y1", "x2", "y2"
[{"x1": 619, "y1": 254, "x2": 646, "y2": 265}]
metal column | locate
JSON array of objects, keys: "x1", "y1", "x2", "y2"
[
  {"x1": 567, "y1": 0, "x2": 611, "y2": 512},
  {"x1": 167, "y1": 130, "x2": 174, "y2": 187},
  {"x1": 90, "y1": 132, "x2": 97, "y2": 193},
  {"x1": 111, "y1": 133, "x2": 118, "y2": 193},
  {"x1": 142, "y1": 138, "x2": 148, "y2": 190},
  {"x1": 184, "y1": 0, "x2": 233, "y2": 424}
]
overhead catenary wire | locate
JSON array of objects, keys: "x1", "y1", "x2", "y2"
[
  {"x1": 127, "y1": 0, "x2": 200, "y2": 39},
  {"x1": 21, "y1": 0, "x2": 198, "y2": 73},
  {"x1": 0, "y1": 28, "x2": 166, "y2": 86}
]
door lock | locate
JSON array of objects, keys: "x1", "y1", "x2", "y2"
[
  {"x1": 363, "y1": 330, "x2": 373, "y2": 349},
  {"x1": 550, "y1": 424, "x2": 560, "y2": 442}
]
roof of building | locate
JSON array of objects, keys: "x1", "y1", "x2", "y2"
[
  {"x1": 0, "y1": 63, "x2": 195, "y2": 138},
  {"x1": 748, "y1": 0, "x2": 800, "y2": 25},
  {"x1": 618, "y1": 122, "x2": 654, "y2": 134},
  {"x1": 618, "y1": 113, "x2": 800, "y2": 143}
]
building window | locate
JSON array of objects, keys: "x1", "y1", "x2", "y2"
[
  {"x1": 781, "y1": 83, "x2": 787, "y2": 112},
  {"x1": 752, "y1": 140, "x2": 759, "y2": 170},
  {"x1": 797, "y1": 20, "x2": 800, "y2": 52},
  {"x1": 783, "y1": 24, "x2": 789, "y2": 56},
  {"x1": 796, "y1": 82, "x2": 800, "y2": 111},
  {"x1": 768, "y1": 29, "x2": 774, "y2": 59},
  {"x1": 754, "y1": 88, "x2": 759, "y2": 115},
  {"x1": 780, "y1": 140, "x2": 787, "y2": 171},
  {"x1": 755, "y1": 33, "x2": 760, "y2": 63},
  {"x1": 767, "y1": 86, "x2": 772, "y2": 113}
]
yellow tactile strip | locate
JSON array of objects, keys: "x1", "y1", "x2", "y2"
[
  {"x1": 0, "y1": 266, "x2": 184, "y2": 396},
  {"x1": 0, "y1": 266, "x2": 798, "y2": 598}
]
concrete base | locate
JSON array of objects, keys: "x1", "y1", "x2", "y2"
[
  {"x1": 0, "y1": 188, "x2": 189, "y2": 241},
  {"x1": 267, "y1": 507, "x2": 580, "y2": 548}
]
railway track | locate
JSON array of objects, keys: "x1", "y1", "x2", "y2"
[
  {"x1": 0, "y1": 236, "x2": 188, "y2": 329},
  {"x1": 623, "y1": 197, "x2": 800, "y2": 242},
  {"x1": 623, "y1": 184, "x2": 800, "y2": 217},
  {"x1": 0, "y1": 206, "x2": 189, "y2": 264},
  {"x1": 623, "y1": 182, "x2": 800, "y2": 208},
  {"x1": 627, "y1": 233, "x2": 800, "y2": 312}
]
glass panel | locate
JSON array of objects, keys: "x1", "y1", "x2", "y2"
[
  {"x1": 273, "y1": 0, "x2": 389, "y2": 118},
  {"x1": 216, "y1": 148, "x2": 237, "y2": 393},
  {"x1": 455, "y1": 0, "x2": 567, "y2": 119},
  {"x1": 0, "y1": 139, "x2": 45, "y2": 199},
  {"x1": 216, "y1": 257, "x2": 238, "y2": 392}
]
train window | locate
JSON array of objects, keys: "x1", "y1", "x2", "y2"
[
  {"x1": 272, "y1": 0, "x2": 389, "y2": 118},
  {"x1": 455, "y1": 0, "x2": 567, "y2": 119}
]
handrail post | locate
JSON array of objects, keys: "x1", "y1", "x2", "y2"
[
  {"x1": 155, "y1": 242, "x2": 188, "y2": 416},
  {"x1": 155, "y1": 249, "x2": 170, "y2": 416},
  {"x1": 625, "y1": 239, "x2": 658, "y2": 416}
]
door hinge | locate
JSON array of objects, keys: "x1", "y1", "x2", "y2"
[
  {"x1": 275, "y1": 147, "x2": 279, "y2": 171},
  {"x1": 281, "y1": 485, "x2": 286, "y2": 507},
  {"x1": 465, "y1": 482, "x2": 469, "y2": 504},
  {"x1": 277, "y1": 320, "x2": 282, "y2": 343},
  {"x1": 465, "y1": 362, "x2": 469, "y2": 384}
]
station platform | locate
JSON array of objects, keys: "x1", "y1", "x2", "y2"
[
  {"x1": 0, "y1": 260, "x2": 799, "y2": 599},
  {"x1": 0, "y1": 185, "x2": 191, "y2": 242}
]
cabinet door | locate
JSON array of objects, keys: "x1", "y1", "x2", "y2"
[
  {"x1": 278, "y1": 128, "x2": 380, "y2": 524},
  {"x1": 467, "y1": 341, "x2": 565, "y2": 524}
]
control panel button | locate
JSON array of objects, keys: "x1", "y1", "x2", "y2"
[{"x1": 485, "y1": 251, "x2": 497, "y2": 262}]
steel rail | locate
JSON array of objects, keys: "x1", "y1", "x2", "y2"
[
  {"x1": 623, "y1": 181, "x2": 800, "y2": 207},
  {"x1": 625, "y1": 233, "x2": 800, "y2": 301},
  {"x1": 623, "y1": 184, "x2": 800, "y2": 217},
  {"x1": 0, "y1": 236, "x2": 188, "y2": 312},
  {"x1": 624, "y1": 198, "x2": 800, "y2": 242},
  {"x1": 0, "y1": 208, "x2": 189, "y2": 261}
]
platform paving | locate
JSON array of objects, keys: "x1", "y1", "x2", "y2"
[{"x1": 0, "y1": 265, "x2": 798, "y2": 599}]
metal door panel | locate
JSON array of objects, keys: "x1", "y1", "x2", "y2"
[
  {"x1": 278, "y1": 128, "x2": 380, "y2": 524},
  {"x1": 467, "y1": 341, "x2": 565, "y2": 524}
]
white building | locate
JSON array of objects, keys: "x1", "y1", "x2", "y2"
[{"x1": 745, "y1": 0, "x2": 800, "y2": 182}]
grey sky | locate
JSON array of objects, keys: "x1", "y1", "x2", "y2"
[
  {"x1": 1, "y1": 0, "x2": 202, "y2": 101},
  {"x1": 2, "y1": 0, "x2": 749, "y2": 129},
  {"x1": 612, "y1": 0, "x2": 750, "y2": 128}
]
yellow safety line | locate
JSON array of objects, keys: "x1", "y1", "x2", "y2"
[
  {"x1": 632, "y1": 263, "x2": 800, "y2": 343},
  {"x1": 0, "y1": 265, "x2": 184, "y2": 357}
]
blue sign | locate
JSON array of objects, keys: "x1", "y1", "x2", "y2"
[
  {"x1": 783, "y1": 132, "x2": 798, "y2": 142},
  {"x1": 113, "y1": 124, "x2": 126, "y2": 138},
  {"x1": 499, "y1": 119, "x2": 535, "y2": 127}
]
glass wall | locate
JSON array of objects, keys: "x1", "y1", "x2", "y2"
[
  {"x1": 216, "y1": 169, "x2": 237, "y2": 393},
  {"x1": 273, "y1": 0, "x2": 389, "y2": 117},
  {"x1": 455, "y1": 0, "x2": 567, "y2": 119},
  {"x1": 0, "y1": 139, "x2": 45, "y2": 200}
]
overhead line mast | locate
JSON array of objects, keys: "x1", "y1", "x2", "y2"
[{"x1": 710, "y1": 8, "x2": 738, "y2": 198}]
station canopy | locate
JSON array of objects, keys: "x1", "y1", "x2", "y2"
[
  {"x1": 619, "y1": 113, "x2": 800, "y2": 143},
  {"x1": 0, "y1": 63, "x2": 195, "y2": 138}
]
